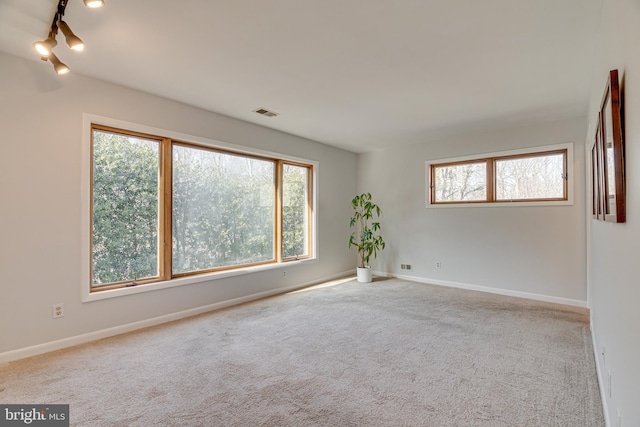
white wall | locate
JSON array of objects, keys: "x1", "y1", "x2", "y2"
[
  {"x1": 0, "y1": 51, "x2": 357, "y2": 356},
  {"x1": 358, "y1": 117, "x2": 587, "y2": 304},
  {"x1": 587, "y1": 0, "x2": 640, "y2": 425}
]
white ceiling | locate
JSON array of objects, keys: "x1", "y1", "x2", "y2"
[{"x1": 0, "y1": 0, "x2": 602, "y2": 153}]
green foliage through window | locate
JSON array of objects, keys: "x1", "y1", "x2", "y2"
[
  {"x1": 282, "y1": 164, "x2": 309, "y2": 258},
  {"x1": 90, "y1": 126, "x2": 313, "y2": 289},
  {"x1": 92, "y1": 131, "x2": 160, "y2": 285},
  {"x1": 172, "y1": 145, "x2": 275, "y2": 274}
]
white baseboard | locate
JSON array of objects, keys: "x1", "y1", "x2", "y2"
[
  {"x1": 590, "y1": 320, "x2": 611, "y2": 427},
  {"x1": 0, "y1": 270, "x2": 354, "y2": 364},
  {"x1": 374, "y1": 271, "x2": 588, "y2": 308}
]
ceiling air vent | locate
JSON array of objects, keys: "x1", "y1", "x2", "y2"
[{"x1": 253, "y1": 107, "x2": 279, "y2": 118}]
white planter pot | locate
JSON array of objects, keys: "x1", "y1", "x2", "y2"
[{"x1": 357, "y1": 266, "x2": 373, "y2": 283}]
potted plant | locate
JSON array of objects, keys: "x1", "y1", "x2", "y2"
[{"x1": 348, "y1": 192, "x2": 386, "y2": 282}]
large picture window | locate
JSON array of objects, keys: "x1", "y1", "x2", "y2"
[
  {"x1": 90, "y1": 124, "x2": 314, "y2": 292},
  {"x1": 426, "y1": 144, "x2": 572, "y2": 207}
]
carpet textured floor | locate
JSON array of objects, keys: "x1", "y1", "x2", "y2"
[{"x1": 0, "y1": 278, "x2": 604, "y2": 426}]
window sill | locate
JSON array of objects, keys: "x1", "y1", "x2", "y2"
[
  {"x1": 82, "y1": 257, "x2": 317, "y2": 303},
  {"x1": 426, "y1": 200, "x2": 574, "y2": 208}
]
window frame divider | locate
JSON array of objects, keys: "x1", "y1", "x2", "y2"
[
  {"x1": 486, "y1": 158, "x2": 495, "y2": 202},
  {"x1": 161, "y1": 137, "x2": 173, "y2": 282},
  {"x1": 275, "y1": 160, "x2": 284, "y2": 263}
]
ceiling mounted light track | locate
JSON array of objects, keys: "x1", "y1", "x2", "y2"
[{"x1": 33, "y1": 0, "x2": 104, "y2": 75}]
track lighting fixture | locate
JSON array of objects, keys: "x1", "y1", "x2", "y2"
[
  {"x1": 49, "y1": 52, "x2": 70, "y2": 75},
  {"x1": 33, "y1": 0, "x2": 104, "y2": 75},
  {"x1": 58, "y1": 21, "x2": 85, "y2": 51}
]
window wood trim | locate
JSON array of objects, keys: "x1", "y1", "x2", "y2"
[
  {"x1": 90, "y1": 124, "x2": 166, "y2": 288},
  {"x1": 281, "y1": 161, "x2": 314, "y2": 262},
  {"x1": 89, "y1": 124, "x2": 315, "y2": 292},
  {"x1": 426, "y1": 144, "x2": 572, "y2": 207},
  {"x1": 276, "y1": 159, "x2": 284, "y2": 263},
  {"x1": 161, "y1": 138, "x2": 173, "y2": 281},
  {"x1": 429, "y1": 159, "x2": 488, "y2": 205}
]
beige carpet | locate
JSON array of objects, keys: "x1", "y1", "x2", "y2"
[{"x1": 0, "y1": 277, "x2": 604, "y2": 426}]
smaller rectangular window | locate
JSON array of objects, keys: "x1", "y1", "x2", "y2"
[
  {"x1": 427, "y1": 144, "x2": 571, "y2": 207},
  {"x1": 495, "y1": 151, "x2": 565, "y2": 201},
  {"x1": 432, "y1": 161, "x2": 487, "y2": 203}
]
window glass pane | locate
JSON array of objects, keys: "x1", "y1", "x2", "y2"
[
  {"x1": 282, "y1": 164, "x2": 309, "y2": 258},
  {"x1": 606, "y1": 142, "x2": 616, "y2": 214},
  {"x1": 92, "y1": 130, "x2": 160, "y2": 286},
  {"x1": 606, "y1": 143, "x2": 615, "y2": 198},
  {"x1": 604, "y1": 93, "x2": 617, "y2": 216},
  {"x1": 172, "y1": 145, "x2": 275, "y2": 274},
  {"x1": 495, "y1": 153, "x2": 564, "y2": 200},
  {"x1": 433, "y1": 162, "x2": 487, "y2": 202}
]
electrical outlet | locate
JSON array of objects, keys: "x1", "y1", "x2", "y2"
[
  {"x1": 400, "y1": 264, "x2": 413, "y2": 271},
  {"x1": 602, "y1": 345, "x2": 606, "y2": 365},
  {"x1": 52, "y1": 303, "x2": 64, "y2": 319},
  {"x1": 436, "y1": 261, "x2": 442, "y2": 269},
  {"x1": 282, "y1": 271, "x2": 286, "y2": 277}
]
